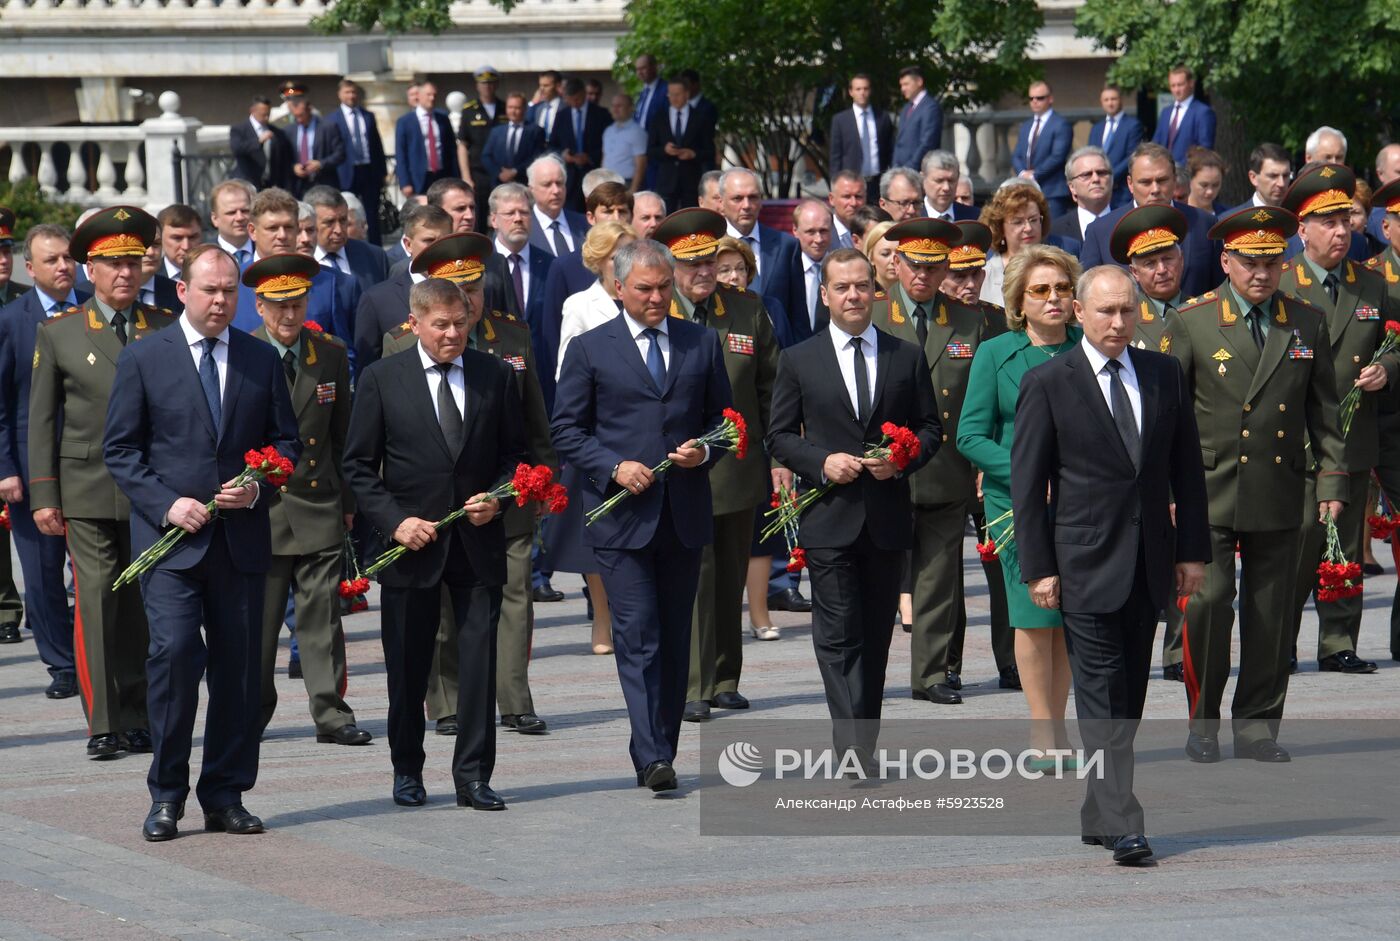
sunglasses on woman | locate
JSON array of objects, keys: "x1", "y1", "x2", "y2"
[{"x1": 1025, "y1": 282, "x2": 1074, "y2": 300}]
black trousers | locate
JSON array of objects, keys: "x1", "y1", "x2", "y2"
[
  {"x1": 807, "y1": 527, "x2": 901, "y2": 757},
  {"x1": 1060, "y1": 549, "x2": 1158, "y2": 838},
  {"x1": 380, "y1": 533, "x2": 500, "y2": 785}
]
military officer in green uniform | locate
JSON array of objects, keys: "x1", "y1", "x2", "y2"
[
  {"x1": 1364, "y1": 178, "x2": 1400, "y2": 661},
  {"x1": 645, "y1": 209, "x2": 781, "y2": 722},
  {"x1": 0, "y1": 207, "x2": 27, "y2": 642},
  {"x1": 245, "y1": 253, "x2": 372, "y2": 745},
  {"x1": 940, "y1": 222, "x2": 1018, "y2": 691},
  {"x1": 1162, "y1": 205, "x2": 1346, "y2": 764},
  {"x1": 29, "y1": 206, "x2": 175, "y2": 758},
  {"x1": 1279, "y1": 165, "x2": 1394, "y2": 675},
  {"x1": 384, "y1": 233, "x2": 557, "y2": 735},
  {"x1": 456, "y1": 66, "x2": 509, "y2": 227},
  {"x1": 872, "y1": 218, "x2": 988, "y2": 705},
  {"x1": 1110, "y1": 204, "x2": 1190, "y2": 680},
  {"x1": 0, "y1": 207, "x2": 26, "y2": 305}
]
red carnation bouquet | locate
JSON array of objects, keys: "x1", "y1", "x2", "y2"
[
  {"x1": 760, "y1": 423, "x2": 920, "y2": 541},
  {"x1": 1339, "y1": 320, "x2": 1400, "y2": 436},
  {"x1": 585, "y1": 408, "x2": 747, "y2": 526},
  {"x1": 339, "y1": 533, "x2": 371, "y2": 613},
  {"x1": 771, "y1": 485, "x2": 806, "y2": 572},
  {"x1": 114, "y1": 445, "x2": 294, "y2": 588},
  {"x1": 366, "y1": 463, "x2": 561, "y2": 576},
  {"x1": 976, "y1": 508, "x2": 1015, "y2": 562},
  {"x1": 303, "y1": 320, "x2": 325, "y2": 334},
  {"x1": 0, "y1": 505, "x2": 9, "y2": 532},
  {"x1": 1317, "y1": 514, "x2": 1363, "y2": 602},
  {"x1": 1368, "y1": 513, "x2": 1397, "y2": 540}
]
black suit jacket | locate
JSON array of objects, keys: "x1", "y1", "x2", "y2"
[
  {"x1": 548, "y1": 102, "x2": 611, "y2": 211},
  {"x1": 1080, "y1": 201, "x2": 1217, "y2": 298},
  {"x1": 353, "y1": 268, "x2": 413, "y2": 369},
  {"x1": 0, "y1": 287, "x2": 90, "y2": 479},
  {"x1": 1010, "y1": 344, "x2": 1210, "y2": 614},
  {"x1": 342, "y1": 347, "x2": 526, "y2": 589},
  {"x1": 827, "y1": 106, "x2": 894, "y2": 178},
  {"x1": 286, "y1": 118, "x2": 346, "y2": 196},
  {"x1": 647, "y1": 104, "x2": 715, "y2": 210},
  {"x1": 766, "y1": 327, "x2": 941, "y2": 550},
  {"x1": 230, "y1": 119, "x2": 293, "y2": 191}
]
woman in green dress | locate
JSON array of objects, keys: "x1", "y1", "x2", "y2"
[{"x1": 957, "y1": 243, "x2": 1082, "y2": 758}]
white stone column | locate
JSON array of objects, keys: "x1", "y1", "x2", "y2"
[{"x1": 138, "y1": 90, "x2": 201, "y2": 213}]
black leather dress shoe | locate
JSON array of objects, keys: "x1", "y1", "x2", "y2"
[
  {"x1": 682, "y1": 700, "x2": 712, "y2": 722},
  {"x1": 435, "y1": 716, "x2": 459, "y2": 736},
  {"x1": 457, "y1": 780, "x2": 507, "y2": 810},
  {"x1": 45, "y1": 673, "x2": 77, "y2": 699},
  {"x1": 912, "y1": 683, "x2": 962, "y2": 705},
  {"x1": 0, "y1": 621, "x2": 20, "y2": 644},
  {"x1": 1289, "y1": 645, "x2": 1298, "y2": 674},
  {"x1": 393, "y1": 774, "x2": 426, "y2": 806},
  {"x1": 767, "y1": 588, "x2": 812, "y2": 612},
  {"x1": 998, "y1": 666, "x2": 1022, "y2": 690},
  {"x1": 1319, "y1": 650, "x2": 1379, "y2": 674},
  {"x1": 532, "y1": 583, "x2": 565, "y2": 603},
  {"x1": 642, "y1": 760, "x2": 677, "y2": 792},
  {"x1": 317, "y1": 723, "x2": 373, "y2": 745},
  {"x1": 121, "y1": 729, "x2": 153, "y2": 753},
  {"x1": 501, "y1": 712, "x2": 548, "y2": 734},
  {"x1": 203, "y1": 803, "x2": 264, "y2": 834},
  {"x1": 87, "y1": 733, "x2": 122, "y2": 759},
  {"x1": 713, "y1": 691, "x2": 749, "y2": 709},
  {"x1": 1185, "y1": 732, "x2": 1220, "y2": 763},
  {"x1": 1112, "y1": 834, "x2": 1153, "y2": 864},
  {"x1": 1236, "y1": 739, "x2": 1290, "y2": 762},
  {"x1": 1162, "y1": 663, "x2": 1185, "y2": 682},
  {"x1": 1364, "y1": 561, "x2": 1384, "y2": 576},
  {"x1": 142, "y1": 801, "x2": 184, "y2": 842},
  {"x1": 287, "y1": 658, "x2": 303, "y2": 679},
  {"x1": 945, "y1": 670, "x2": 963, "y2": 691}
]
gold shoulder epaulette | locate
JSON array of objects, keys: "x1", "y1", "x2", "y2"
[
  {"x1": 1366, "y1": 255, "x2": 1381, "y2": 268},
  {"x1": 490, "y1": 310, "x2": 528, "y2": 328},
  {"x1": 48, "y1": 305, "x2": 84, "y2": 321},
  {"x1": 874, "y1": 290, "x2": 887, "y2": 300}
]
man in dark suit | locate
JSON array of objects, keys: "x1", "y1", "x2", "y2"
[
  {"x1": 767, "y1": 247, "x2": 940, "y2": 767},
  {"x1": 1226, "y1": 143, "x2": 1292, "y2": 216},
  {"x1": 354, "y1": 204, "x2": 452, "y2": 369},
  {"x1": 828, "y1": 73, "x2": 893, "y2": 203},
  {"x1": 394, "y1": 81, "x2": 458, "y2": 199},
  {"x1": 792, "y1": 199, "x2": 833, "y2": 337},
  {"x1": 526, "y1": 155, "x2": 590, "y2": 259},
  {"x1": 303, "y1": 185, "x2": 389, "y2": 294},
  {"x1": 491, "y1": 183, "x2": 556, "y2": 381},
  {"x1": 229, "y1": 96, "x2": 292, "y2": 191},
  {"x1": 719, "y1": 168, "x2": 807, "y2": 339},
  {"x1": 1012, "y1": 263, "x2": 1209, "y2": 865},
  {"x1": 103, "y1": 243, "x2": 300, "y2": 841},
  {"x1": 326, "y1": 79, "x2": 388, "y2": 245},
  {"x1": 919, "y1": 151, "x2": 979, "y2": 223},
  {"x1": 1079, "y1": 143, "x2": 1218, "y2": 298},
  {"x1": 0, "y1": 224, "x2": 82, "y2": 686},
  {"x1": 551, "y1": 238, "x2": 733, "y2": 791},
  {"x1": 1012, "y1": 81, "x2": 1074, "y2": 220},
  {"x1": 480, "y1": 93, "x2": 546, "y2": 193},
  {"x1": 1050, "y1": 146, "x2": 1114, "y2": 251},
  {"x1": 1088, "y1": 85, "x2": 1143, "y2": 209},
  {"x1": 647, "y1": 78, "x2": 714, "y2": 212},
  {"x1": 1151, "y1": 66, "x2": 1216, "y2": 165},
  {"x1": 343, "y1": 273, "x2": 525, "y2": 811},
  {"x1": 548, "y1": 77, "x2": 610, "y2": 214},
  {"x1": 891, "y1": 66, "x2": 943, "y2": 171},
  {"x1": 280, "y1": 82, "x2": 345, "y2": 199},
  {"x1": 632, "y1": 55, "x2": 668, "y2": 187}
]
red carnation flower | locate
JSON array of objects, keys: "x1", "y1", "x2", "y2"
[
  {"x1": 786, "y1": 546, "x2": 807, "y2": 573},
  {"x1": 545, "y1": 483, "x2": 569, "y2": 514},
  {"x1": 976, "y1": 539, "x2": 998, "y2": 562},
  {"x1": 722, "y1": 407, "x2": 749, "y2": 460},
  {"x1": 303, "y1": 320, "x2": 325, "y2": 334},
  {"x1": 0, "y1": 505, "x2": 10, "y2": 532},
  {"x1": 1386, "y1": 320, "x2": 1400, "y2": 336},
  {"x1": 350, "y1": 596, "x2": 369, "y2": 613}
]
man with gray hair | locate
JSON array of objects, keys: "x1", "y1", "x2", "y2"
[
  {"x1": 879, "y1": 166, "x2": 923, "y2": 222},
  {"x1": 718, "y1": 167, "x2": 807, "y2": 342},
  {"x1": 632, "y1": 190, "x2": 667, "y2": 240},
  {"x1": 527, "y1": 154, "x2": 588, "y2": 258},
  {"x1": 920, "y1": 150, "x2": 976, "y2": 223},
  {"x1": 1304, "y1": 126, "x2": 1347, "y2": 165},
  {"x1": 1050, "y1": 145, "x2": 1114, "y2": 248},
  {"x1": 697, "y1": 170, "x2": 723, "y2": 212},
  {"x1": 303, "y1": 184, "x2": 389, "y2": 294},
  {"x1": 582, "y1": 167, "x2": 625, "y2": 198},
  {"x1": 552, "y1": 238, "x2": 733, "y2": 792}
]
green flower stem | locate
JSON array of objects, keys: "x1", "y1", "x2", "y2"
[{"x1": 113, "y1": 468, "x2": 262, "y2": 588}]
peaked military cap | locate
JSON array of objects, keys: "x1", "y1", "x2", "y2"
[
  {"x1": 242, "y1": 252, "x2": 320, "y2": 299},
  {"x1": 70, "y1": 205, "x2": 157, "y2": 263},
  {"x1": 410, "y1": 232, "x2": 494, "y2": 283},
  {"x1": 1208, "y1": 205, "x2": 1298, "y2": 257},
  {"x1": 1110, "y1": 204, "x2": 1188, "y2": 264},
  {"x1": 1283, "y1": 164, "x2": 1355, "y2": 219},
  {"x1": 886, "y1": 216, "x2": 961, "y2": 265},
  {"x1": 948, "y1": 221, "x2": 992, "y2": 270},
  {"x1": 653, "y1": 208, "x2": 726, "y2": 261}
]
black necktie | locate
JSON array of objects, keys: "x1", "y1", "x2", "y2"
[
  {"x1": 1324, "y1": 272, "x2": 1339, "y2": 304},
  {"x1": 693, "y1": 298, "x2": 709, "y2": 327},
  {"x1": 282, "y1": 349, "x2": 296, "y2": 387},
  {"x1": 509, "y1": 253, "x2": 525, "y2": 312},
  {"x1": 1105, "y1": 360, "x2": 1140, "y2": 470},
  {"x1": 1246, "y1": 306, "x2": 1266, "y2": 350},
  {"x1": 112, "y1": 310, "x2": 128, "y2": 346},
  {"x1": 549, "y1": 221, "x2": 567, "y2": 258},
  {"x1": 851, "y1": 336, "x2": 870, "y2": 424},
  {"x1": 508, "y1": 125, "x2": 519, "y2": 162},
  {"x1": 199, "y1": 337, "x2": 221, "y2": 431},
  {"x1": 673, "y1": 108, "x2": 683, "y2": 139},
  {"x1": 913, "y1": 304, "x2": 928, "y2": 347},
  {"x1": 435, "y1": 362, "x2": 463, "y2": 451}
]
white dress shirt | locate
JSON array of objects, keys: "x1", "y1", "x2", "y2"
[
  {"x1": 830, "y1": 320, "x2": 879, "y2": 417},
  {"x1": 923, "y1": 197, "x2": 955, "y2": 222},
  {"x1": 532, "y1": 205, "x2": 575, "y2": 255},
  {"x1": 557, "y1": 279, "x2": 622, "y2": 380},
  {"x1": 495, "y1": 236, "x2": 533, "y2": 306},
  {"x1": 1081, "y1": 337, "x2": 1142, "y2": 433},
  {"x1": 535, "y1": 98, "x2": 560, "y2": 137},
  {"x1": 179, "y1": 313, "x2": 230, "y2": 397},
  {"x1": 341, "y1": 103, "x2": 371, "y2": 165},
  {"x1": 1076, "y1": 204, "x2": 1110, "y2": 240},
  {"x1": 852, "y1": 104, "x2": 880, "y2": 174},
  {"x1": 726, "y1": 221, "x2": 762, "y2": 276},
  {"x1": 417, "y1": 343, "x2": 466, "y2": 422},
  {"x1": 803, "y1": 254, "x2": 822, "y2": 329},
  {"x1": 623, "y1": 309, "x2": 671, "y2": 370},
  {"x1": 1100, "y1": 113, "x2": 1119, "y2": 150},
  {"x1": 162, "y1": 257, "x2": 182, "y2": 281},
  {"x1": 833, "y1": 216, "x2": 854, "y2": 250},
  {"x1": 315, "y1": 244, "x2": 351, "y2": 275},
  {"x1": 138, "y1": 276, "x2": 158, "y2": 307},
  {"x1": 218, "y1": 235, "x2": 251, "y2": 264}
]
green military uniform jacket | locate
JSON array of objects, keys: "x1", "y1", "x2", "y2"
[
  {"x1": 0, "y1": 280, "x2": 26, "y2": 306},
  {"x1": 670, "y1": 284, "x2": 778, "y2": 515},
  {"x1": 29, "y1": 299, "x2": 174, "y2": 518},
  {"x1": 1280, "y1": 258, "x2": 1397, "y2": 471},
  {"x1": 253, "y1": 325, "x2": 354, "y2": 555},
  {"x1": 1131, "y1": 291, "x2": 1179, "y2": 353},
  {"x1": 977, "y1": 300, "x2": 1010, "y2": 340},
  {"x1": 1163, "y1": 286, "x2": 1346, "y2": 531},
  {"x1": 873, "y1": 287, "x2": 988, "y2": 505},
  {"x1": 383, "y1": 308, "x2": 556, "y2": 538}
]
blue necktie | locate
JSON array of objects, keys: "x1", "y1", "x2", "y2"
[
  {"x1": 643, "y1": 327, "x2": 665, "y2": 391},
  {"x1": 574, "y1": 107, "x2": 584, "y2": 151},
  {"x1": 862, "y1": 109, "x2": 877, "y2": 176},
  {"x1": 199, "y1": 337, "x2": 222, "y2": 433}
]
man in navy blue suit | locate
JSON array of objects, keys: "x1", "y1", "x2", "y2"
[
  {"x1": 551, "y1": 239, "x2": 733, "y2": 791},
  {"x1": 919, "y1": 151, "x2": 979, "y2": 223},
  {"x1": 1079, "y1": 143, "x2": 1218, "y2": 299},
  {"x1": 718, "y1": 168, "x2": 807, "y2": 341},
  {"x1": 548, "y1": 77, "x2": 611, "y2": 214},
  {"x1": 280, "y1": 82, "x2": 345, "y2": 199},
  {"x1": 1049, "y1": 146, "x2": 1115, "y2": 251},
  {"x1": 303, "y1": 185, "x2": 388, "y2": 294},
  {"x1": 325, "y1": 79, "x2": 387, "y2": 245},
  {"x1": 480, "y1": 93, "x2": 546, "y2": 192},
  {"x1": 0, "y1": 224, "x2": 82, "y2": 690},
  {"x1": 1012, "y1": 81, "x2": 1074, "y2": 220},
  {"x1": 828, "y1": 74, "x2": 894, "y2": 203},
  {"x1": 104, "y1": 243, "x2": 300, "y2": 841},
  {"x1": 632, "y1": 54, "x2": 667, "y2": 190},
  {"x1": 490, "y1": 183, "x2": 556, "y2": 383},
  {"x1": 1151, "y1": 67, "x2": 1215, "y2": 165},
  {"x1": 1088, "y1": 85, "x2": 1143, "y2": 209},
  {"x1": 526, "y1": 155, "x2": 590, "y2": 259},
  {"x1": 891, "y1": 66, "x2": 943, "y2": 171},
  {"x1": 394, "y1": 81, "x2": 458, "y2": 199}
]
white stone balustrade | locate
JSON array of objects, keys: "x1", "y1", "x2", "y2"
[{"x1": 2, "y1": 128, "x2": 147, "y2": 206}]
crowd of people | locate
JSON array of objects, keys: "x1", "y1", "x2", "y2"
[{"x1": 2, "y1": 53, "x2": 1398, "y2": 866}]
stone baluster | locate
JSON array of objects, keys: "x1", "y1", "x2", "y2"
[
  {"x1": 95, "y1": 144, "x2": 121, "y2": 200},
  {"x1": 123, "y1": 143, "x2": 147, "y2": 200},
  {"x1": 6, "y1": 145, "x2": 29, "y2": 188},
  {"x1": 36, "y1": 143, "x2": 58, "y2": 197},
  {"x1": 66, "y1": 143, "x2": 91, "y2": 202}
]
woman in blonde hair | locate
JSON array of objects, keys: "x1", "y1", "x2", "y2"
[{"x1": 862, "y1": 220, "x2": 899, "y2": 292}]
